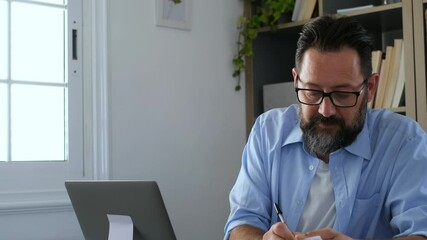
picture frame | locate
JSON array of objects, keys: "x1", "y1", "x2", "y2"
[{"x1": 156, "y1": 0, "x2": 192, "y2": 31}]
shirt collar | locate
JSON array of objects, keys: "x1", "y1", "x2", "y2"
[
  {"x1": 282, "y1": 122, "x2": 304, "y2": 146},
  {"x1": 342, "y1": 118, "x2": 372, "y2": 160}
]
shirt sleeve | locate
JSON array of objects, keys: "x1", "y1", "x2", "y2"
[
  {"x1": 223, "y1": 117, "x2": 273, "y2": 239},
  {"x1": 387, "y1": 131, "x2": 427, "y2": 237}
]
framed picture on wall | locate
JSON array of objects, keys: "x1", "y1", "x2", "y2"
[{"x1": 156, "y1": 0, "x2": 192, "y2": 30}]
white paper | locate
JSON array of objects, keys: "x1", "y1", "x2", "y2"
[
  {"x1": 107, "y1": 214, "x2": 134, "y2": 240},
  {"x1": 305, "y1": 236, "x2": 322, "y2": 240}
]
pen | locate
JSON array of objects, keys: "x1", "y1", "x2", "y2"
[
  {"x1": 273, "y1": 202, "x2": 287, "y2": 224},
  {"x1": 274, "y1": 202, "x2": 294, "y2": 236}
]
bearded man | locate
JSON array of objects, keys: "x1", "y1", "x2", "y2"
[{"x1": 224, "y1": 15, "x2": 427, "y2": 240}]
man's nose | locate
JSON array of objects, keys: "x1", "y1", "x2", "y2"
[{"x1": 318, "y1": 96, "x2": 336, "y2": 117}]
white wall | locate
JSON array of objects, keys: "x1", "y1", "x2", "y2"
[
  {"x1": 0, "y1": 210, "x2": 82, "y2": 240},
  {"x1": 107, "y1": 0, "x2": 244, "y2": 239},
  {"x1": 0, "y1": 1, "x2": 244, "y2": 239}
]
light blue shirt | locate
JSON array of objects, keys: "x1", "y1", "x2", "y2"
[{"x1": 224, "y1": 104, "x2": 427, "y2": 239}]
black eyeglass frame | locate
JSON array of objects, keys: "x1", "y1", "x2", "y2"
[{"x1": 294, "y1": 76, "x2": 368, "y2": 108}]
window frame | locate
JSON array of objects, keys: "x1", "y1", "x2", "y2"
[{"x1": 0, "y1": 0, "x2": 110, "y2": 214}]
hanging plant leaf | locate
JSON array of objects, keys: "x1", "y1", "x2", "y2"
[{"x1": 232, "y1": 0, "x2": 295, "y2": 91}]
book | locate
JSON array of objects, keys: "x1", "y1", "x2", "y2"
[
  {"x1": 292, "y1": 0, "x2": 317, "y2": 21},
  {"x1": 373, "y1": 59, "x2": 386, "y2": 109},
  {"x1": 391, "y1": 43, "x2": 405, "y2": 108},
  {"x1": 374, "y1": 46, "x2": 393, "y2": 109},
  {"x1": 369, "y1": 50, "x2": 383, "y2": 108},
  {"x1": 383, "y1": 39, "x2": 403, "y2": 108},
  {"x1": 291, "y1": 0, "x2": 303, "y2": 22},
  {"x1": 372, "y1": 50, "x2": 383, "y2": 74},
  {"x1": 301, "y1": 0, "x2": 317, "y2": 20}
]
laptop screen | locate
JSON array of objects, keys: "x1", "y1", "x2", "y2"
[{"x1": 65, "y1": 180, "x2": 176, "y2": 240}]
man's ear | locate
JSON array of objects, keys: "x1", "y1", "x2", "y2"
[
  {"x1": 292, "y1": 68, "x2": 298, "y2": 85},
  {"x1": 367, "y1": 73, "x2": 379, "y2": 102}
]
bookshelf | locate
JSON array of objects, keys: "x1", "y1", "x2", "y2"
[
  {"x1": 412, "y1": 0, "x2": 427, "y2": 130},
  {"x1": 243, "y1": 0, "x2": 427, "y2": 134}
]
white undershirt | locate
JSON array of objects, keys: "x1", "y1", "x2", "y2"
[{"x1": 296, "y1": 160, "x2": 336, "y2": 232}]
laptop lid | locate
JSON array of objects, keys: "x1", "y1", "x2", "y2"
[{"x1": 65, "y1": 180, "x2": 176, "y2": 240}]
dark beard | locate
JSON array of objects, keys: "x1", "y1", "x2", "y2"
[{"x1": 300, "y1": 94, "x2": 367, "y2": 156}]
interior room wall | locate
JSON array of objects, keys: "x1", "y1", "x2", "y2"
[
  {"x1": 0, "y1": 1, "x2": 244, "y2": 239},
  {"x1": 107, "y1": 0, "x2": 245, "y2": 239}
]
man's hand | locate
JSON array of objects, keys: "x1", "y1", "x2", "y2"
[
  {"x1": 263, "y1": 222, "x2": 295, "y2": 240},
  {"x1": 294, "y1": 228, "x2": 351, "y2": 240},
  {"x1": 231, "y1": 225, "x2": 427, "y2": 240}
]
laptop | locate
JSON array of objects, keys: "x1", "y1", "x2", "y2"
[{"x1": 65, "y1": 180, "x2": 177, "y2": 240}]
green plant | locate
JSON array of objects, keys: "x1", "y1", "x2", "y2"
[
  {"x1": 232, "y1": 0, "x2": 294, "y2": 91},
  {"x1": 171, "y1": 0, "x2": 182, "y2": 3}
]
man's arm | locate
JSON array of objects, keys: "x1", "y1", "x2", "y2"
[
  {"x1": 229, "y1": 225, "x2": 265, "y2": 240},
  {"x1": 396, "y1": 236, "x2": 427, "y2": 240}
]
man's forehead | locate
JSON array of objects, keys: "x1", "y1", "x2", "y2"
[{"x1": 298, "y1": 48, "x2": 363, "y2": 83}]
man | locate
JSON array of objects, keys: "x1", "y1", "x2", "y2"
[{"x1": 224, "y1": 15, "x2": 427, "y2": 240}]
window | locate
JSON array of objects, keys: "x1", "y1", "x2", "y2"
[{"x1": 0, "y1": 0, "x2": 84, "y2": 194}]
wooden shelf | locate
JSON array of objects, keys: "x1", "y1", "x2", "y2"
[{"x1": 244, "y1": 0, "x2": 427, "y2": 133}]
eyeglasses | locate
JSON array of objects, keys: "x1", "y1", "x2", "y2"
[{"x1": 295, "y1": 76, "x2": 367, "y2": 108}]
